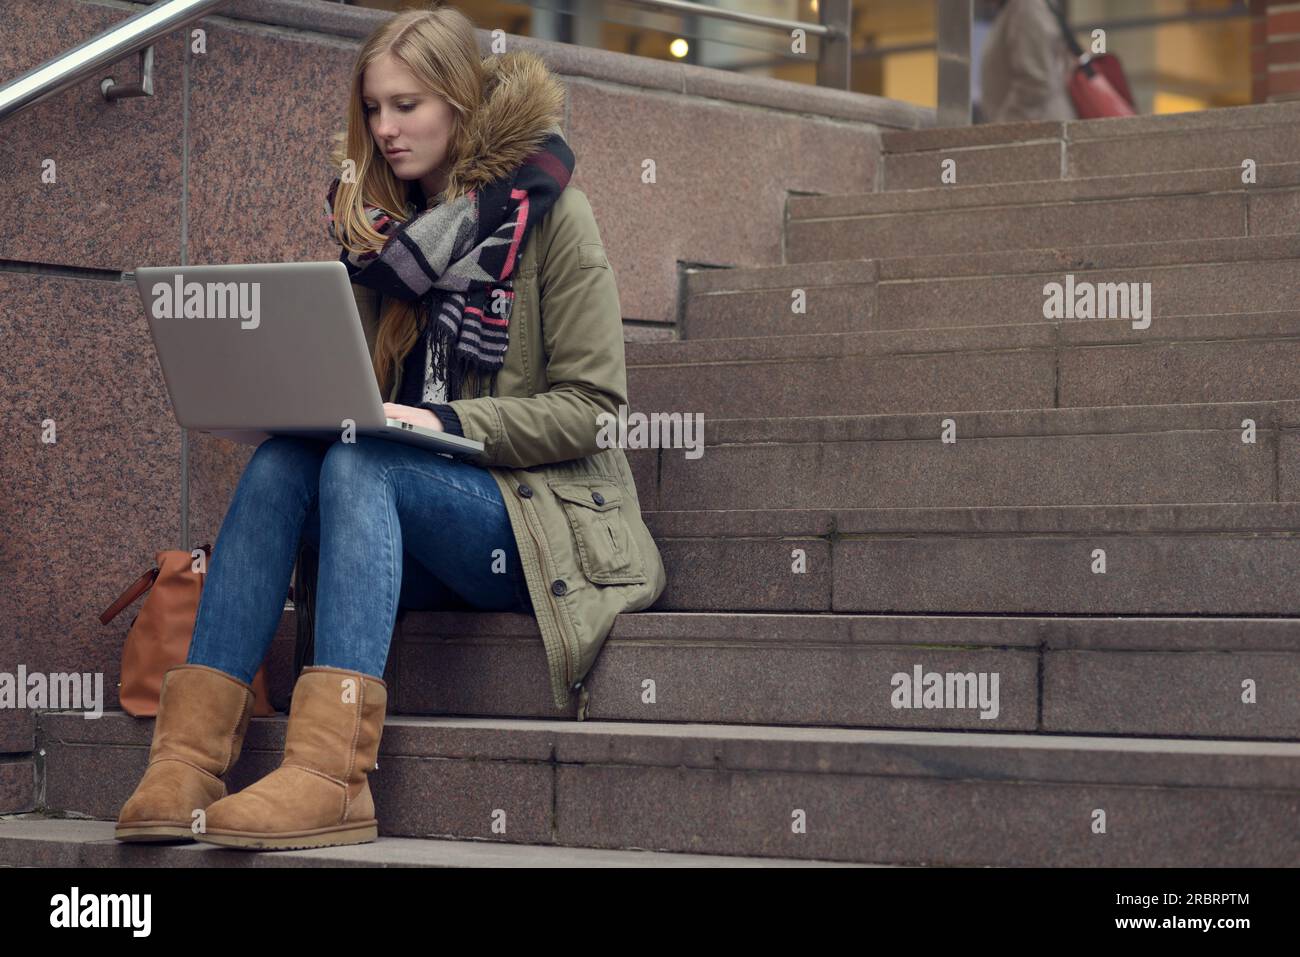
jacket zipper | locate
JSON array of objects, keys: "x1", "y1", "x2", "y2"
[{"x1": 518, "y1": 494, "x2": 572, "y2": 690}]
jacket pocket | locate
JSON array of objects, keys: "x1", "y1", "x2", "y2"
[{"x1": 547, "y1": 479, "x2": 647, "y2": 585}]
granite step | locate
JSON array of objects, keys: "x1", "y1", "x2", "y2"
[
  {"x1": 684, "y1": 236, "x2": 1300, "y2": 338},
  {"x1": 625, "y1": 399, "x2": 1297, "y2": 513},
  {"x1": 796, "y1": 162, "x2": 1300, "y2": 219},
  {"x1": 0, "y1": 815, "x2": 850, "y2": 867},
  {"x1": 627, "y1": 312, "x2": 1300, "y2": 418},
  {"x1": 878, "y1": 101, "x2": 1300, "y2": 189},
  {"x1": 20, "y1": 609, "x2": 1296, "y2": 805},
  {"x1": 787, "y1": 165, "x2": 1300, "y2": 261},
  {"x1": 343, "y1": 610, "x2": 1300, "y2": 738},
  {"x1": 641, "y1": 502, "x2": 1300, "y2": 616},
  {"x1": 33, "y1": 714, "x2": 1300, "y2": 866},
  {"x1": 0, "y1": 758, "x2": 33, "y2": 818},
  {"x1": 70, "y1": 610, "x2": 1290, "y2": 739}
]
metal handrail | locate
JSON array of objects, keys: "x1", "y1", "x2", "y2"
[
  {"x1": 0, "y1": 0, "x2": 230, "y2": 123},
  {"x1": 612, "y1": 0, "x2": 840, "y2": 38}
]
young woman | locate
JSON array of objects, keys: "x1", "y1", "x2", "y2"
[{"x1": 116, "y1": 4, "x2": 666, "y2": 851}]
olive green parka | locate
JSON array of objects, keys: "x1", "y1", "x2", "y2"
[{"x1": 297, "y1": 52, "x2": 667, "y2": 717}]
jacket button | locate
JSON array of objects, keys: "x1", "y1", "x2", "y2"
[
  {"x1": 517, "y1": 484, "x2": 533, "y2": 498},
  {"x1": 591, "y1": 491, "x2": 605, "y2": 505},
  {"x1": 551, "y1": 579, "x2": 567, "y2": 596}
]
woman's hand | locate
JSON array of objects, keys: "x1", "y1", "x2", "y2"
[{"x1": 383, "y1": 402, "x2": 443, "y2": 432}]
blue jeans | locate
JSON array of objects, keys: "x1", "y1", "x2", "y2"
[{"x1": 186, "y1": 434, "x2": 533, "y2": 682}]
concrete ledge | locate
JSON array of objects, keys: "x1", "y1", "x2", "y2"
[{"x1": 192, "y1": 0, "x2": 933, "y2": 129}]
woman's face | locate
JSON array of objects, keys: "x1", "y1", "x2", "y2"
[{"x1": 361, "y1": 52, "x2": 454, "y2": 203}]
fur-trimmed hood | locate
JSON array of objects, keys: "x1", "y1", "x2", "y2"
[{"x1": 435, "y1": 50, "x2": 568, "y2": 206}]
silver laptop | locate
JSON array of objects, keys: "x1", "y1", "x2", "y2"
[{"x1": 130, "y1": 261, "x2": 485, "y2": 459}]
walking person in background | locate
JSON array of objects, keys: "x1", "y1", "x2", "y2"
[{"x1": 979, "y1": 0, "x2": 1078, "y2": 122}]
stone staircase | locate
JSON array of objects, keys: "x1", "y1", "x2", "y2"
[{"x1": 9, "y1": 103, "x2": 1300, "y2": 868}]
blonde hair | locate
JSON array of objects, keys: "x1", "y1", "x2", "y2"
[{"x1": 327, "y1": 3, "x2": 485, "y2": 402}]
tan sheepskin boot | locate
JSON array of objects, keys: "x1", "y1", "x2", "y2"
[
  {"x1": 194, "y1": 665, "x2": 387, "y2": 850},
  {"x1": 115, "y1": 663, "x2": 256, "y2": 842}
]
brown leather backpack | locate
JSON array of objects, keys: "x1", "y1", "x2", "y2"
[{"x1": 100, "y1": 543, "x2": 276, "y2": 717}]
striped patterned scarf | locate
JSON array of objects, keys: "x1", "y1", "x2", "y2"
[{"x1": 324, "y1": 130, "x2": 574, "y2": 403}]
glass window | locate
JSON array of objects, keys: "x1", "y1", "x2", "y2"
[{"x1": 341, "y1": 0, "x2": 1249, "y2": 111}]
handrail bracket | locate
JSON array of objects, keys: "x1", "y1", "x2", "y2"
[{"x1": 101, "y1": 45, "x2": 155, "y2": 102}]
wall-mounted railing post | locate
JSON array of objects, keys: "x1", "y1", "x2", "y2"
[
  {"x1": 817, "y1": 0, "x2": 852, "y2": 91},
  {"x1": 936, "y1": 0, "x2": 973, "y2": 126}
]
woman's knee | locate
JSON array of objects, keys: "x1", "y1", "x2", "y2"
[
  {"x1": 318, "y1": 435, "x2": 394, "y2": 494},
  {"x1": 246, "y1": 435, "x2": 329, "y2": 484}
]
